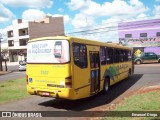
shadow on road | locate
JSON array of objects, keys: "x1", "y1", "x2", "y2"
[{"x1": 39, "y1": 74, "x2": 143, "y2": 111}]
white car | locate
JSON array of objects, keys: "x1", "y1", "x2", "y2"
[{"x1": 19, "y1": 63, "x2": 26, "y2": 71}]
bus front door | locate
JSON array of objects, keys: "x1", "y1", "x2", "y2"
[{"x1": 90, "y1": 52, "x2": 100, "y2": 95}]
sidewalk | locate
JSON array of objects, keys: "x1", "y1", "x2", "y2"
[
  {"x1": 0, "y1": 70, "x2": 12, "y2": 75},
  {"x1": 0, "y1": 62, "x2": 19, "y2": 75}
]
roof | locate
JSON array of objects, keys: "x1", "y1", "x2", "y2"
[{"x1": 28, "y1": 36, "x2": 132, "y2": 50}]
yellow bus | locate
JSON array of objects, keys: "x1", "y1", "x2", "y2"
[{"x1": 26, "y1": 36, "x2": 134, "y2": 100}]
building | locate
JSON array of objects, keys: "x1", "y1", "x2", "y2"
[
  {"x1": 118, "y1": 19, "x2": 160, "y2": 56},
  {"x1": 7, "y1": 16, "x2": 64, "y2": 62}
]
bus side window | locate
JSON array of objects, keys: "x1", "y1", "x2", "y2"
[
  {"x1": 73, "y1": 43, "x2": 88, "y2": 68},
  {"x1": 114, "y1": 49, "x2": 120, "y2": 63},
  {"x1": 90, "y1": 53, "x2": 94, "y2": 68},
  {"x1": 128, "y1": 50, "x2": 131, "y2": 61},
  {"x1": 120, "y1": 49, "x2": 124, "y2": 62},
  {"x1": 106, "y1": 48, "x2": 113, "y2": 64},
  {"x1": 100, "y1": 47, "x2": 106, "y2": 65},
  {"x1": 123, "y1": 50, "x2": 128, "y2": 61}
]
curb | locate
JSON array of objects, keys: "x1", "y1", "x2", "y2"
[{"x1": 0, "y1": 71, "x2": 13, "y2": 75}]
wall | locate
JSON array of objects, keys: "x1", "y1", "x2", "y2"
[
  {"x1": 29, "y1": 17, "x2": 65, "y2": 39},
  {"x1": 144, "y1": 47, "x2": 160, "y2": 55},
  {"x1": 119, "y1": 19, "x2": 160, "y2": 38},
  {"x1": 118, "y1": 19, "x2": 160, "y2": 47}
]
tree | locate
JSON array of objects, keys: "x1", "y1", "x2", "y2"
[{"x1": 1, "y1": 48, "x2": 9, "y2": 60}]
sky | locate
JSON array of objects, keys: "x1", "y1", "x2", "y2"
[{"x1": 0, "y1": 0, "x2": 160, "y2": 42}]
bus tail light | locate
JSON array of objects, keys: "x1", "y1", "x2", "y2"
[
  {"x1": 65, "y1": 76, "x2": 72, "y2": 88},
  {"x1": 26, "y1": 75, "x2": 28, "y2": 84}
]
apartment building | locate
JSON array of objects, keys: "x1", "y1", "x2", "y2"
[
  {"x1": 7, "y1": 16, "x2": 64, "y2": 62},
  {"x1": 118, "y1": 19, "x2": 160, "y2": 56}
]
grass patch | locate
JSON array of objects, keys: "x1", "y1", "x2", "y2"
[
  {"x1": 103, "y1": 90, "x2": 160, "y2": 120},
  {"x1": 0, "y1": 78, "x2": 30, "y2": 104},
  {"x1": 115, "y1": 90, "x2": 160, "y2": 111}
]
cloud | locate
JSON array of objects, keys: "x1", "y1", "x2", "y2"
[
  {"x1": 22, "y1": 9, "x2": 71, "y2": 25},
  {"x1": 0, "y1": 3, "x2": 15, "y2": 23},
  {"x1": 0, "y1": 0, "x2": 53, "y2": 8},
  {"x1": 69, "y1": 0, "x2": 149, "y2": 28},
  {"x1": 67, "y1": 0, "x2": 149, "y2": 42},
  {"x1": 80, "y1": 0, "x2": 148, "y2": 17},
  {"x1": 0, "y1": 28, "x2": 7, "y2": 41},
  {"x1": 67, "y1": 0, "x2": 148, "y2": 17},
  {"x1": 67, "y1": 0, "x2": 87, "y2": 10},
  {"x1": 153, "y1": 5, "x2": 160, "y2": 18},
  {"x1": 72, "y1": 13, "x2": 95, "y2": 28},
  {"x1": 22, "y1": 9, "x2": 46, "y2": 21},
  {"x1": 136, "y1": 13, "x2": 148, "y2": 20},
  {"x1": 47, "y1": 13, "x2": 71, "y2": 25},
  {"x1": 58, "y1": 8, "x2": 64, "y2": 12}
]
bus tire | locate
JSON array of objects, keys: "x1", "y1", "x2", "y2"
[
  {"x1": 103, "y1": 77, "x2": 110, "y2": 94},
  {"x1": 136, "y1": 60, "x2": 141, "y2": 65}
]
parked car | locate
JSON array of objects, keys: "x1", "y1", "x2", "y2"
[
  {"x1": 134, "y1": 52, "x2": 160, "y2": 64},
  {"x1": 19, "y1": 63, "x2": 26, "y2": 71}
]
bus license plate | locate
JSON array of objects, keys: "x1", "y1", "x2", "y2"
[{"x1": 42, "y1": 92, "x2": 50, "y2": 96}]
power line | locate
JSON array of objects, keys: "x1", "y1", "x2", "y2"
[
  {"x1": 65, "y1": 13, "x2": 160, "y2": 32},
  {"x1": 67, "y1": 20, "x2": 160, "y2": 34},
  {"x1": 66, "y1": 21, "x2": 160, "y2": 35}
]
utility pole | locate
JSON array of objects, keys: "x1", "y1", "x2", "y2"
[{"x1": 0, "y1": 33, "x2": 3, "y2": 71}]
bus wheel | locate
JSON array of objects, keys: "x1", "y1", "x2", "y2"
[
  {"x1": 103, "y1": 77, "x2": 110, "y2": 94},
  {"x1": 136, "y1": 60, "x2": 141, "y2": 65}
]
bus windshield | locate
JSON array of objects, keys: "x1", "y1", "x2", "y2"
[{"x1": 27, "y1": 39, "x2": 70, "y2": 63}]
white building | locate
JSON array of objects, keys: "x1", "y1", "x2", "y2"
[{"x1": 7, "y1": 16, "x2": 64, "y2": 62}]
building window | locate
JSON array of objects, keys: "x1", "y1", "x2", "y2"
[
  {"x1": 7, "y1": 30, "x2": 13, "y2": 37},
  {"x1": 19, "y1": 28, "x2": 28, "y2": 36},
  {"x1": 156, "y1": 32, "x2": 160, "y2": 37},
  {"x1": 8, "y1": 40, "x2": 14, "y2": 47},
  {"x1": 19, "y1": 39, "x2": 28, "y2": 46},
  {"x1": 140, "y1": 33, "x2": 147, "y2": 37},
  {"x1": 125, "y1": 34, "x2": 132, "y2": 38}
]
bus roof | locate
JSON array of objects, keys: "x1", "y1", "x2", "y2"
[{"x1": 28, "y1": 36, "x2": 132, "y2": 50}]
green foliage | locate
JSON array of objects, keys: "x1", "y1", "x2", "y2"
[
  {"x1": 114, "y1": 91, "x2": 160, "y2": 111},
  {"x1": 0, "y1": 78, "x2": 30, "y2": 104},
  {"x1": 103, "y1": 90, "x2": 160, "y2": 120}
]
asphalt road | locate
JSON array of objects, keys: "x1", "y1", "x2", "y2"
[
  {"x1": 0, "y1": 71, "x2": 26, "y2": 82},
  {"x1": 0, "y1": 63, "x2": 25, "y2": 82},
  {"x1": 0, "y1": 64, "x2": 160, "y2": 118}
]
